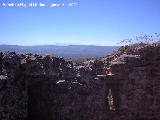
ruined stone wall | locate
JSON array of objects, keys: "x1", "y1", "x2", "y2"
[
  {"x1": 0, "y1": 52, "x2": 28, "y2": 120},
  {"x1": 109, "y1": 46, "x2": 160, "y2": 120},
  {"x1": 0, "y1": 45, "x2": 160, "y2": 120}
]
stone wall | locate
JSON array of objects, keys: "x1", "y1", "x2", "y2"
[
  {"x1": 0, "y1": 45, "x2": 160, "y2": 120},
  {"x1": 0, "y1": 52, "x2": 28, "y2": 120},
  {"x1": 109, "y1": 46, "x2": 160, "y2": 120}
]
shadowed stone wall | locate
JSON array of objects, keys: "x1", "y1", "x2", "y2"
[{"x1": 0, "y1": 45, "x2": 160, "y2": 120}]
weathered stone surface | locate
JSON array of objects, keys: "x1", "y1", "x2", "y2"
[
  {"x1": 0, "y1": 52, "x2": 28, "y2": 120},
  {"x1": 110, "y1": 45, "x2": 160, "y2": 120},
  {"x1": 0, "y1": 45, "x2": 160, "y2": 120}
]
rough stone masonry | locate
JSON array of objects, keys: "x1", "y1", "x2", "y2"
[{"x1": 0, "y1": 45, "x2": 160, "y2": 120}]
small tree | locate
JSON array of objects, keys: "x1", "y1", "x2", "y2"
[
  {"x1": 118, "y1": 33, "x2": 160, "y2": 46},
  {"x1": 115, "y1": 33, "x2": 160, "y2": 56}
]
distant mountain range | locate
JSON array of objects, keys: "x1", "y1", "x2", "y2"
[{"x1": 0, "y1": 45, "x2": 120, "y2": 59}]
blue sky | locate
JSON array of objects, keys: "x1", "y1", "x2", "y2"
[{"x1": 0, "y1": 0, "x2": 160, "y2": 46}]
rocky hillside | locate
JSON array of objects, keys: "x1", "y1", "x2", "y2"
[{"x1": 0, "y1": 44, "x2": 160, "y2": 120}]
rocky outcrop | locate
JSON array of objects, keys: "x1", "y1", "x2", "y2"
[{"x1": 0, "y1": 45, "x2": 160, "y2": 120}]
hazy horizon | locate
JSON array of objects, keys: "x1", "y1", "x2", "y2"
[{"x1": 0, "y1": 43, "x2": 120, "y2": 47}]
